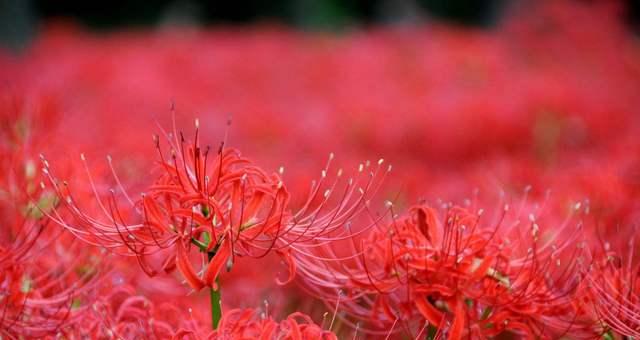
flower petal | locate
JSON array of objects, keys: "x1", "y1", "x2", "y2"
[
  {"x1": 175, "y1": 240, "x2": 205, "y2": 291},
  {"x1": 203, "y1": 238, "x2": 231, "y2": 290}
]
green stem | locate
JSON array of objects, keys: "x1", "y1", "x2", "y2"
[
  {"x1": 209, "y1": 280, "x2": 221, "y2": 329},
  {"x1": 197, "y1": 208, "x2": 221, "y2": 330},
  {"x1": 426, "y1": 324, "x2": 438, "y2": 340},
  {"x1": 207, "y1": 252, "x2": 222, "y2": 329}
]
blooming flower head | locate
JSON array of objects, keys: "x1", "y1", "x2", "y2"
[
  {"x1": 40, "y1": 118, "x2": 389, "y2": 293},
  {"x1": 0, "y1": 222, "x2": 98, "y2": 338},
  {"x1": 293, "y1": 192, "x2": 590, "y2": 338},
  {"x1": 0, "y1": 141, "x2": 101, "y2": 338},
  {"x1": 41, "y1": 119, "x2": 291, "y2": 291},
  {"x1": 579, "y1": 234, "x2": 640, "y2": 338},
  {"x1": 73, "y1": 284, "x2": 204, "y2": 339},
  {"x1": 209, "y1": 308, "x2": 338, "y2": 340}
]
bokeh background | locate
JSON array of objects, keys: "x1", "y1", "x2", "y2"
[
  {"x1": 1, "y1": 0, "x2": 505, "y2": 51},
  {"x1": 2, "y1": 0, "x2": 640, "y2": 50}
]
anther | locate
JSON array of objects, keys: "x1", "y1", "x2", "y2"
[{"x1": 532, "y1": 223, "x2": 539, "y2": 237}]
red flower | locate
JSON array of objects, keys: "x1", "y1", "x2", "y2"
[
  {"x1": 41, "y1": 120, "x2": 289, "y2": 291},
  {"x1": 581, "y1": 237, "x2": 640, "y2": 338},
  {"x1": 208, "y1": 308, "x2": 337, "y2": 340},
  {"x1": 41, "y1": 118, "x2": 391, "y2": 295},
  {"x1": 293, "y1": 196, "x2": 590, "y2": 338},
  {"x1": 73, "y1": 285, "x2": 203, "y2": 339}
]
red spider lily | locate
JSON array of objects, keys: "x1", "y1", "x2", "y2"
[
  {"x1": 579, "y1": 234, "x2": 640, "y2": 338},
  {"x1": 2, "y1": 1, "x2": 640, "y2": 338},
  {"x1": 40, "y1": 119, "x2": 290, "y2": 292},
  {"x1": 78, "y1": 289, "x2": 338, "y2": 340},
  {"x1": 39, "y1": 118, "x2": 390, "y2": 293},
  {"x1": 205, "y1": 308, "x2": 337, "y2": 340},
  {"x1": 0, "y1": 125, "x2": 103, "y2": 338},
  {"x1": 293, "y1": 193, "x2": 590, "y2": 338},
  {"x1": 0, "y1": 209, "x2": 103, "y2": 338},
  {"x1": 68, "y1": 284, "x2": 205, "y2": 339}
]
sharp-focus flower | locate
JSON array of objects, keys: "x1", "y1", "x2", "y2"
[
  {"x1": 40, "y1": 119, "x2": 389, "y2": 293},
  {"x1": 40, "y1": 120, "x2": 290, "y2": 291}
]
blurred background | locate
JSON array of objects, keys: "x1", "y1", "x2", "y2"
[
  {"x1": 2, "y1": 0, "x2": 640, "y2": 204},
  {"x1": 2, "y1": 0, "x2": 640, "y2": 50}
]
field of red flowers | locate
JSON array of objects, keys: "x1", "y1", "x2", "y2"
[{"x1": 2, "y1": 1, "x2": 640, "y2": 339}]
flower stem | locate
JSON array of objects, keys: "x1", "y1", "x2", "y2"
[
  {"x1": 207, "y1": 252, "x2": 222, "y2": 329},
  {"x1": 209, "y1": 280, "x2": 221, "y2": 329}
]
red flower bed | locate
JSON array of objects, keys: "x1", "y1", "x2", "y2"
[{"x1": 2, "y1": 1, "x2": 640, "y2": 338}]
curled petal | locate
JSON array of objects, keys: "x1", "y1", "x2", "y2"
[
  {"x1": 203, "y1": 238, "x2": 231, "y2": 290},
  {"x1": 411, "y1": 206, "x2": 439, "y2": 244},
  {"x1": 287, "y1": 318, "x2": 302, "y2": 340},
  {"x1": 175, "y1": 240, "x2": 205, "y2": 291},
  {"x1": 259, "y1": 322, "x2": 278, "y2": 340},
  {"x1": 449, "y1": 300, "x2": 466, "y2": 340},
  {"x1": 162, "y1": 254, "x2": 176, "y2": 273},
  {"x1": 275, "y1": 248, "x2": 296, "y2": 285},
  {"x1": 415, "y1": 294, "x2": 444, "y2": 327}
]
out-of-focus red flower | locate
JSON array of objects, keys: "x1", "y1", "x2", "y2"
[
  {"x1": 206, "y1": 308, "x2": 337, "y2": 340},
  {"x1": 0, "y1": 104, "x2": 102, "y2": 338},
  {"x1": 579, "y1": 236, "x2": 640, "y2": 338},
  {"x1": 71, "y1": 285, "x2": 204, "y2": 339},
  {"x1": 293, "y1": 196, "x2": 592, "y2": 338}
]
